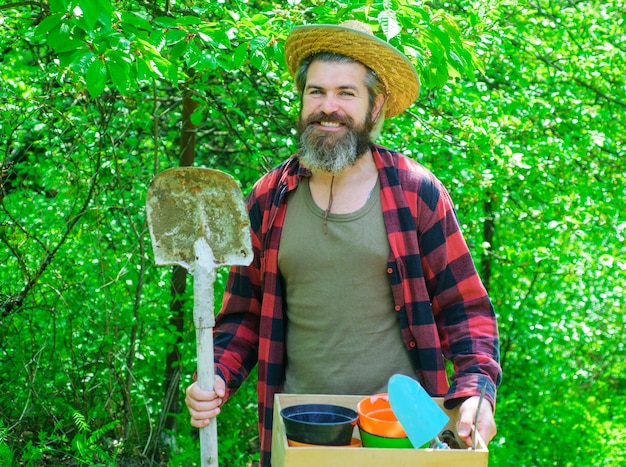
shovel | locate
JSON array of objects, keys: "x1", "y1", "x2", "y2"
[
  {"x1": 388, "y1": 374, "x2": 450, "y2": 449},
  {"x1": 146, "y1": 167, "x2": 253, "y2": 467}
]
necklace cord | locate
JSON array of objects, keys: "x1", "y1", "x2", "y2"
[{"x1": 322, "y1": 175, "x2": 335, "y2": 234}]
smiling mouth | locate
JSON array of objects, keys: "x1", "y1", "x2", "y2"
[
  {"x1": 319, "y1": 121, "x2": 343, "y2": 128},
  {"x1": 301, "y1": 112, "x2": 351, "y2": 131}
]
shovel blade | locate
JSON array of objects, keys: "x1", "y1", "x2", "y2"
[
  {"x1": 146, "y1": 167, "x2": 252, "y2": 271},
  {"x1": 388, "y1": 374, "x2": 450, "y2": 449}
]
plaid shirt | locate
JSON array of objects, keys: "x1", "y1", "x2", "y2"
[{"x1": 213, "y1": 144, "x2": 501, "y2": 466}]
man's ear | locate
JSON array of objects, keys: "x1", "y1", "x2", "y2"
[{"x1": 372, "y1": 93, "x2": 387, "y2": 123}]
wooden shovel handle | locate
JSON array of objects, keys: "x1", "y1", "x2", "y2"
[
  {"x1": 196, "y1": 326, "x2": 218, "y2": 467},
  {"x1": 194, "y1": 238, "x2": 219, "y2": 467}
]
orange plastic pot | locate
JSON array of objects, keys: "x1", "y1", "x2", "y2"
[{"x1": 356, "y1": 394, "x2": 407, "y2": 438}]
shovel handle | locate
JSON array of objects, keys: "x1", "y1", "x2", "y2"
[
  {"x1": 194, "y1": 238, "x2": 219, "y2": 467},
  {"x1": 197, "y1": 326, "x2": 218, "y2": 467}
]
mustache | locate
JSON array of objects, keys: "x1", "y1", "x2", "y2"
[{"x1": 301, "y1": 112, "x2": 354, "y2": 127}]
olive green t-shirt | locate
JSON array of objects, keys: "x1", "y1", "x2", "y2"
[{"x1": 278, "y1": 177, "x2": 415, "y2": 395}]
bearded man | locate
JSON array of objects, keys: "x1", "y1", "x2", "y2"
[{"x1": 185, "y1": 21, "x2": 502, "y2": 467}]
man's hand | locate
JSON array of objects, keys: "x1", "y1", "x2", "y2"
[
  {"x1": 456, "y1": 395, "x2": 496, "y2": 447},
  {"x1": 185, "y1": 375, "x2": 226, "y2": 428}
]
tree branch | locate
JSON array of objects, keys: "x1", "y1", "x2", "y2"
[
  {"x1": 0, "y1": 1, "x2": 45, "y2": 11},
  {"x1": 0, "y1": 149, "x2": 102, "y2": 320}
]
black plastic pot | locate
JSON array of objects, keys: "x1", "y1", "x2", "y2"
[{"x1": 280, "y1": 403, "x2": 358, "y2": 446}]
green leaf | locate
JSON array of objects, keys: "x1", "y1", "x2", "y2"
[
  {"x1": 135, "y1": 37, "x2": 161, "y2": 56},
  {"x1": 448, "y1": 51, "x2": 465, "y2": 74},
  {"x1": 233, "y1": 42, "x2": 248, "y2": 69},
  {"x1": 46, "y1": 21, "x2": 71, "y2": 50},
  {"x1": 250, "y1": 36, "x2": 269, "y2": 51},
  {"x1": 104, "y1": 33, "x2": 131, "y2": 52},
  {"x1": 271, "y1": 42, "x2": 286, "y2": 70},
  {"x1": 441, "y1": 21, "x2": 462, "y2": 47},
  {"x1": 198, "y1": 50, "x2": 217, "y2": 70},
  {"x1": 250, "y1": 49, "x2": 267, "y2": 71},
  {"x1": 54, "y1": 38, "x2": 86, "y2": 54},
  {"x1": 143, "y1": 52, "x2": 178, "y2": 85},
  {"x1": 176, "y1": 16, "x2": 202, "y2": 26},
  {"x1": 165, "y1": 29, "x2": 187, "y2": 45},
  {"x1": 424, "y1": 32, "x2": 446, "y2": 61},
  {"x1": 96, "y1": 8, "x2": 113, "y2": 32},
  {"x1": 49, "y1": 0, "x2": 69, "y2": 13},
  {"x1": 65, "y1": 49, "x2": 95, "y2": 70},
  {"x1": 34, "y1": 13, "x2": 65, "y2": 38},
  {"x1": 378, "y1": 9, "x2": 401, "y2": 41},
  {"x1": 427, "y1": 56, "x2": 449, "y2": 88},
  {"x1": 135, "y1": 56, "x2": 154, "y2": 82},
  {"x1": 153, "y1": 16, "x2": 175, "y2": 27},
  {"x1": 398, "y1": 4, "x2": 429, "y2": 22},
  {"x1": 96, "y1": 0, "x2": 113, "y2": 15},
  {"x1": 149, "y1": 30, "x2": 167, "y2": 52},
  {"x1": 249, "y1": 14, "x2": 269, "y2": 25},
  {"x1": 120, "y1": 12, "x2": 153, "y2": 32},
  {"x1": 190, "y1": 107, "x2": 204, "y2": 126},
  {"x1": 166, "y1": 63, "x2": 178, "y2": 85},
  {"x1": 170, "y1": 40, "x2": 188, "y2": 61},
  {"x1": 431, "y1": 26, "x2": 451, "y2": 54},
  {"x1": 106, "y1": 51, "x2": 130, "y2": 94},
  {"x1": 71, "y1": 432, "x2": 87, "y2": 456},
  {"x1": 209, "y1": 28, "x2": 231, "y2": 50},
  {"x1": 47, "y1": 22, "x2": 87, "y2": 55},
  {"x1": 77, "y1": 1, "x2": 99, "y2": 31},
  {"x1": 186, "y1": 42, "x2": 202, "y2": 68},
  {"x1": 86, "y1": 59, "x2": 107, "y2": 97}
]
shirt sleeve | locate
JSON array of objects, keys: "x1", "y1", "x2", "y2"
[{"x1": 418, "y1": 178, "x2": 501, "y2": 409}]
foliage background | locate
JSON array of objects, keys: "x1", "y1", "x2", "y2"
[{"x1": 1, "y1": 0, "x2": 624, "y2": 466}]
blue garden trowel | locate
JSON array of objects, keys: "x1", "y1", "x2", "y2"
[{"x1": 388, "y1": 374, "x2": 450, "y2": 449}]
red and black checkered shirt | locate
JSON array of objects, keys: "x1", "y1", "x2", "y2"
[{"x1": 213, "y1": 144, "x2": 501, "y2": 466}]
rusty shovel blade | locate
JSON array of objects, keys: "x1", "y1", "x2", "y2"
[
  {"x1": 145, "y1": 167, "x2": 252, "y2": 467},
  {"x1": 145, "y1": 167, "x2": 252, "y2": 271}
]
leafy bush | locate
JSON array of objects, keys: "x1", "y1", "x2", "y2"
[{"x1": 1, "y1": 1, "x2": 624, "y2": 466}]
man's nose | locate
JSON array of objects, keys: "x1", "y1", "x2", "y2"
[{"x1": 319, "y1": 94, "x2": 340, "y2": 114}]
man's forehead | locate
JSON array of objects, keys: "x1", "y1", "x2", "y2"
[{"x1": 305, "y1": 60, "x2": 368, "y2": 86}]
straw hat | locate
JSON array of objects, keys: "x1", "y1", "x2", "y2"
[{"x1": 284, "y1": 20, "x2": 420, "y2": 118}]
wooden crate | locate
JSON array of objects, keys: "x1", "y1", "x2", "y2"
[{"x1": 271, "y1": 393, "x2": 488, "y2": 467}]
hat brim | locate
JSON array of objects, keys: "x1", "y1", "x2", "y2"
[{"x1": 284, "y1": 24, "x2": 420, "y2": 118}]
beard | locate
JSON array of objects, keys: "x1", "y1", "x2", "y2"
[{"x1": 297, "y1": 111, "x2": 373, "y2": 175}]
